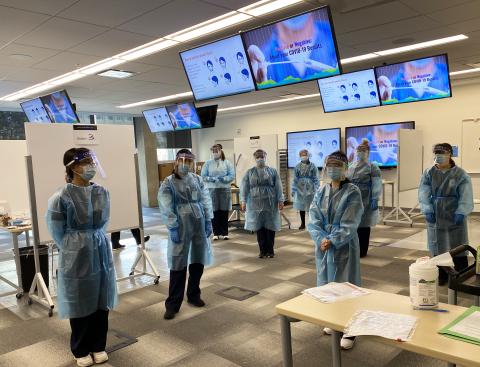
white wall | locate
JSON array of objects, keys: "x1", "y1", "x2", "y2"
[{"x1": 192, "y1": 79, "x2": 480, "y2": 209}]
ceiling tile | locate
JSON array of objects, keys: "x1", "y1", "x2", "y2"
[
  {"x1": 447, "y1": 17, "x2": 480, "y2": 34},
  {"x1": 0, "y1": 43, "x2": 59, "y2": 67},
  {"x1": 199, "y1": 0, "x2": 257, "y2": 11},
  {"x1": 130, "y1": 66, "x2": 187, "y2": 85},
  {"x1": 427, "y1": 1, "x2": 480, "y2": 25},
  {"x1": 399, "y1": 0, "x2": 473, "y2": 14},
  {"x1": 58, "y1": 0, "x2": 169, "y2": 27},
  {"x1": 0, "y1": 0, "x2": 77, "y2": 15},
  {"x1": 0, "y1": 6, "x2": 50, "y2": 44},
  {"x1": 32, "y1": 51, "x2": 101, "y2": 72},
  {"x1": 3, "y1": 67, "x2": 58, "y2": 83},
  {"x1": 332, "y1": 2, "x2": 419, "y2": 34},
  {"x1": 0, "y1": 80, "x2": 35, "y2": 96},
  {"x1": 16, "y1": 17, "x2": 108, "y2": 50},
  {"x1": 70, "y1": 29, "x2": 155, "y2": 57},
  {"x1": 118, "y1": 0, "x2": 229, "y2": 37}
]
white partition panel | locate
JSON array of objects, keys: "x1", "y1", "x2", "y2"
[{"x1": 398, "y1": 129, "x2": 423, "y2": 192}]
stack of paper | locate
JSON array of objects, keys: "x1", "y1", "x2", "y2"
[
  {"x1": 344, "y1": 310, "x2": 418, "y2": 342},
  {"x1": 439, "y1": 306, "x2": 480, "y2": 345},
  {"x1": 302, "y1": 282, "x2": 370, "y2": 303}
]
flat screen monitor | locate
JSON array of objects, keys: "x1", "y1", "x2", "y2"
[
  {"x1": 287, "y1": 128, "x2": 341, "y2": 168},
  {"x1": 374, "y1": 54, "x2": 451, "y2": 106},
  {"x1": 142, "y1": 107, "x2": 174, "y2": 133},
  {"x1": 318, "y1": 69, "x2": 380, "y2": 112},
  {"x1": 197, "y1": 105, "x2": 217, "y2": 128},
  {"x1": 40, "y1": 89, "x2": 79, "y2": 123},
  {"x1": 345, "y1": 121, "x2": 415, "y2": 167},
  {"x1": 241, "y1": 6, "x2": 341, "y2": 90},
  {"x1": 166, "y1": 102, "x2": 202, "y2": 130},
  {"x1": 20, "y1": 97, "x2": 52, "y2": 123},
  {"x1": 180, "y1": 35, "x2": 255, "y2": 101}
]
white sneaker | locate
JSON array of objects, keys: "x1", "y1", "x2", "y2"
[
  {"x1": 212, "y1": 235, "x2": 219, "y2": 241},
  {"x1": 93, "y1": 351, "x2": 108, "y2": 364},
  {"x1": 340, "y1": 336, "x2": 356, "y2": 350},
  {"x1": 323, "y1": 327, "x2": 333, "y2": 335},
  {"x1": 223, "y1": 235, "x2": 229, "y2": 240},
  {"x1": 75, "y1": 355, "x2": 94, "y2": 367},
  {"x1": 219, "y1": 235, "x2": 224, "y2": 240}
]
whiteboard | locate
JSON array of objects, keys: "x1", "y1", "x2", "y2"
[
  {"x1": 25, "y1": 124, "x2": 139, "y2": 244},
  {"x1": 0, "y1": 140, "x2": 30, "y2": 215},
  {"x1": 234, "y1": 135, "x2": 278, "y2": 185},
  {"x1": 398, "y1": 129, "x2": 423, "y2": 192},
  {"x1": 461, "y1": 119, "x2": 480, "y2": 173}
]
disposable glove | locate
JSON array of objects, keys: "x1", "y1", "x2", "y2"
[
  {"x1": 169, "y1": 228, "x2": 180, "y2": 243},
  {"x1": 370, "y1": 199, "x2": 378, "y2": 210},
  {"x1": 205, "y1": 221, "x2": 213, "y2": 237},
  {"x1": 454, "y1": 214, "x2": 465, "y2": 225},
  {"x1": 425, "y1": 213, "x2": 436, "y2": 224}
]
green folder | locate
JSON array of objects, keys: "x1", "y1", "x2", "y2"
[{"x1": 438, "y1": 306, "x2": 480, "y2": 346}]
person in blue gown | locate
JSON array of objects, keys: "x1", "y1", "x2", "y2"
[
  {"x1": 346, "y1": 139, "x2": 382, "y2": 257},
  {"x1": 158, "y1": 149, "x2": 213, "y2": 320},
  {"x1": 418, "y1": 143, "x2": 473, "y2": 285},
  {"x1": 292, "y1": 149, "x2": 319, "y2": 230},
  {"x1": 201, "y1": 144, "x2": 235, "y2": 240},
  {"x1": 46, "y1": 147, "x2": 117, "y2": 367},
  {"x1": 240, "y1": 149, "x2": 284, "y2": 258}
]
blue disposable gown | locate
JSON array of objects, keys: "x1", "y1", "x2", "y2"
[
  {"x1": 292, "y1": 161, "x2": 320, "y2": 211},
  {"x1": 200, "y1": 159, "x2": 235, "y2": 211},
  {"x1": 308, "y1": 182, "x2": 363, "y2": 286},
  {"x1": 346, "y1": 161, "x2": 382, "y2": 227},
  {"x1": 240, "y1": 166, "x2": 284, "y2": 232},
  {"x1": 158, "y1": 173, "x2": 214, "y2": 270},
  {"x1": 46, "y1": 184, "x2": 118, "y2": 319},
  {"x1": 418, "y1": 165, "x2": 473, "y2": 256}
]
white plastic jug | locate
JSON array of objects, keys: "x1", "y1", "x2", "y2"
[
  {"x1": 409, "y1": 257, "x2": 439, "y2": 309},
  {"x1": 0, "y1": 200, "x2": 10, "y2": 216}
]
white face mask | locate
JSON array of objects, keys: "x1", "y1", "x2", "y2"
[{"x1": 300, "y1": 156, "x2": 308, "y2": 163}]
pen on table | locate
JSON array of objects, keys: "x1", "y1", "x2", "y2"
[{"x1": 415, "y1": 308, "x2": 450, "y2": 313}]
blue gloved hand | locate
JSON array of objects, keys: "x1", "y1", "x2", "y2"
[
  {"x1": 454, "y1": 214, "x2": 465, "y2": 225},
  {"x1": 370, "y1": 199, "x2": 378, "y2": 210},
  {"x1": 169, "y1": 228, "x2": 181, "y2": 243},
  {"x1": 219, "y1": 176, "x2": 227, "y2": 183},
  {"x1": 425, "y1": 213, "x2": 436, "y2": 224},
  {"x1": 205, "y1": 221, "x2": 213, "y2": 237},
  {"x1": 291, "y1": 191, "x2": 295, "y2": 198}
]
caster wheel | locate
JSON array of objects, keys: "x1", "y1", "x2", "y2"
[
  {"x1": 16, "y1": 292, "x2": 23, "y2": 299},
  {"x1": 27, "y1": 298, "x2": 32, "y2": 305},
  {"x1": 154, "y1": 277, "x2": 160, "y2": 285},
  {"x1": 129, "y1": 271, "x2": 134, "y2": 276},
  {"x1": 48, "y1": 309, "x2": 53, "y2": 317}
]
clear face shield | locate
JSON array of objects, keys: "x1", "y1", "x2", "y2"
[
  {"x1": 176, "y1": 152, "x2": 196, "y2": 176},
  {"x1": 356, "y1": 146, "x2": 370, "y2": 162},
  {"x1": 211, "y1": 145, "x2": 222, "y2": 160},
  {"x1": 322, "y1": 155, "x2": 347, "y2": 183},
  {"x1": 66, "y1": 149, "x2": 106, "y2": 179},
  {"x1": 299, "y1": 149, "x2": 310, "y2": 163}
]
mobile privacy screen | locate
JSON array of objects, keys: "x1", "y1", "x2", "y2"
[
  {"x1": 242, "y1": 6, "x2": 340, "y2": 90},
  {"x1": 345, "y1": 122, "x2": 414, "y2": 167},
  {"x1": 166, "y1": 102, "x2": 202, "y2": 130},
  {"x1": 180, "y1": 35, "x2": 255, "y2": 101},
  {"x1": 374, "y1": 54, "x2": 451, "y2": 106},
  {"x1": 318, "y1": 69, "x2": 380, "y2": 112},
  {"x1": 142, "y1": 107, "x2": 174, "y2": 133}
]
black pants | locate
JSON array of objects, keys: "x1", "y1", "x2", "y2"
[
  {"x1": 438, "y1": 255, "x2": 469, "y2": 283},
  {"x1": 165, "y1": 263, "x2": 204, "y2": 312},
  {"x1": 357, "y1": 227, "x2": 371, "y2": 258},
  {"x1": 111, "y1": 228, "x2": 141, "y2": 246},
  {"x1": 300, "y1": 211, "x2": 306, "y2": 227},
  {"x1": 70, "y1": 309, "x2": 109, "y2": 358},
  {"x1": 212, "y1": 210, "x2": 229, "y2": 236},
  {"x1": 256, "y1": 227, "x2": 276, "y2": 256}
]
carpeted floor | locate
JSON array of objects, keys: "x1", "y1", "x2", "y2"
[{"x1": 0, "y1": 208, "x2": 478, "y2": 367}]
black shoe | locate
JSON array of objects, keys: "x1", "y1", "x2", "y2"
[
  {"x1": 188, "y1": 298, "x2": 206, "y2": 307},
  {"x1": 299, "y1": 225, "x2": 306, "y2": 230},
  {"x1": 164, "y1": 309, "x2": 176, "y2": 320},
  {"x1": 267, "y1": 253, "x2": 275, "y2": 258},
  {"x1": 112, "y1": 243, "x2": 125, "y2": 250},
  {"x1": 258, "y1": 253, "x2": 265, "y2": 259},
  {"x1": 138, "y1": 236, "x2": 150, "y2": 246}
]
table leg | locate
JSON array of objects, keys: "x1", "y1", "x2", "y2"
[
  {"x1": 331, "y1": 330, "x2": 342, "y2": 367},
  {"x1": 474, "y1": 296, "x2": 479, "y2": 307},
  {"x1": 447, "y1": 288, "x2": 457, "y2": 305},
  {"x1": 382, "y1": 184, "x2": 386, "y2": 218},
  {"x1": 12, "y1": 233, "x2": 23, "y2": 294},
  {"x1": 280, "y1": 315, "x2": 293, "y2": 367},
  {"x1": 25, "y1": 230, "x2": 30, "y2": 246}
]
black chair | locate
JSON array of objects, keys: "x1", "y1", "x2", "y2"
[{"x1": 439, "y1": 244, "x2": 480, "y2": 306}]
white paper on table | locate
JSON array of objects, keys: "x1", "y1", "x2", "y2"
[
  {"x1": 344, "y1": 310, "x2": 418, "y2": 342},
  {"x1": 449, "y1": 311, "x2": 480, "y2": 339},
  {"x1": 302, "y1": 282, "x2": 370, "y2": 303}
]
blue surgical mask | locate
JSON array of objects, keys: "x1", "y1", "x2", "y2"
[
  {"x1": 301, "y1": 156, "x2": 308, "y2": 163},
  {"x1": 283, "y1": 14, "x2": 310, "y2": 31},
  {"x1": 435, "y1": 154, "x2": 449, "y2": 165},
  {"x1": 79, "y1": 164, "x2": 96, "y2": 181},
  {"x1": 213, "y1": 152, "x2": 221, "y2": 160},
  {"x1": 357, "y1": 151, "x2": 368, "y2": 161},
  {"x1": 256, "y1": 158, "x2": 265, "y2": 167},
  {"x1": 327, "y1": 166, "x2": 343, "y2": 181},
  {"x1": 179, "y1": 164, "x2": 190, "y2": 176}
]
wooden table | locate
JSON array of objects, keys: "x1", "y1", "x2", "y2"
[
  {"x1": 276, "y1": 290, "x2": 480, "y2": 367},
  {"x1": 0, "y1": 225, "x2": 32, "y2": 298}
]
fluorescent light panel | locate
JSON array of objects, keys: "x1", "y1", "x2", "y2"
[
  {"x1": 450, "y1": 67, "x2": 480, "y2": 76},
  {"x1": 240, "y1": 0, "x2": 302, "y2": 16},
  {"x1": 118, "y1": 91, "x2": 194, "y2": 108},
  {"x1": 98, "y1": 69, "x2": 135, "y2": 79},
  {"x1": 218, "y1": 93, "x2": 319, "y2": 112}
]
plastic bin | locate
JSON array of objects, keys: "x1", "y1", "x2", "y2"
[{"x1": 18, "y1": 245, "x2": 49, "y2": 291}]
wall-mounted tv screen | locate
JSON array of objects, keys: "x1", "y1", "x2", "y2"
[
  {"x1": 180, "y1": 35, "x2": 255, "y2": 101},
  {"x1": 166, "y1": 102, "x2": 202, "y2": 130},
  {"x1": 318, "y1": 69, "x2": 380, "y2": 112},
  {"x1": 20, "y1": 97, "x2": 52, "y2": 123},
  {"x1": 142, "y1": 107, "x2": 174, "y2": 133},
  {"x1": 197, "y1": 105, "x2": 217, "y2": 128},
  {"x1": 40, "y1": 89, "x2": 79, "y2": 123},
  {"x1": 345, "y1": 121, "x2": 415, "y2": 167},
  {"x1": 374, "y1": 54, "x2": 451, "y2": 106},
  {"x1": 287, "y1": 128, "x2": 341, "y2": 168},
  {"x1": 242, "y1": 6, "x2": 341, "y2": 90}
]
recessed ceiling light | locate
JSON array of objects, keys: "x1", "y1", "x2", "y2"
[
  {"x1": 9, "y1": 54, "x2": 33, "y2": 61},
  {"x1": 98, "y1": 69, "x2": 135, "y2": 79},
  {"x1": 449, "y1": 67, "x2": 480, "y2": 76}
]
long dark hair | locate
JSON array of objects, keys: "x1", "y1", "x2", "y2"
[{"x1": 63, "y1": 147, "x2": 90, "y2": 181}]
